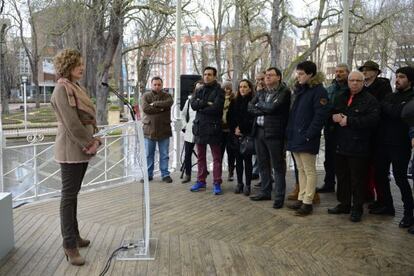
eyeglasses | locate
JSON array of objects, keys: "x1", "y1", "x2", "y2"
[
  {"x1": 348, "y1": 79, "x2": 363, "y2": 82},
  {"x1": 265, "y1": 74, "x2": 277, "y2": 77}
]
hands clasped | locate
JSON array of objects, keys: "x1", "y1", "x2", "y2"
[{"x1": 332, "y1": 113, "x2": 347, "y2": 127}]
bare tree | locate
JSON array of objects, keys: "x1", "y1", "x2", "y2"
[
  {"x1": 8, "y1": 0, "x2": 46, "y2": 108},
  {"x1": 0, "y1": 20, "x2": 9, "y2": 113},
  {"x1": 123, "y1": 2, "x2": 175, "y2": 101}
]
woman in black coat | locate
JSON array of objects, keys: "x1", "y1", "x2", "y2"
[{"x1": 228, "y1": 79, "x2": 255, "y2": 195}]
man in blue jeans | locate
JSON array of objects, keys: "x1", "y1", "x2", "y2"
[{"x1": 141, "y1": 76, "x2": 173, "y2": 183}]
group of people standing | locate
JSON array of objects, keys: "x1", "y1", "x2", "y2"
[
  {"x1": 140, "y1": 60, "x2": 414, "y2": 233},
  {"x1": 50, "y1": 47, "x2": 414, "y2": 266},
  {"x1": 174, "y1": 61, "x2": 414, "y2": 233}
]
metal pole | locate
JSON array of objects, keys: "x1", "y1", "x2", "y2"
[
  {"x1": 128, "y1": 83, "x2": 131, "y2": 103},
  {"x1": 172, "y1": 0, "x2": 182, "y2": 170},
  {"x1": 44, "y1": 83, "x2": 46, "y2": 104},
  {"x1": 23, "y1": 82, "x2": 27, "y2": 130},
  {"x1": 33, "y1": 144, "x2": 38, "y2": 200},
  {"x1": 341, "y1": 0, "x2": 350, "y2": 64}
]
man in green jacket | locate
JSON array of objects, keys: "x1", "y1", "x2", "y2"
[{"x1": 141, "y1": 76, "x2": 174, "y2": 183}]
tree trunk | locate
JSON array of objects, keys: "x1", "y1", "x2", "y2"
[
  {"x1": 270, "y1": 0, "x2": 283, "y2": 67},
  {"x1": 93, "y1": 0, "x2": 124, "y2": 125},
  {"x1": 0, "y1": 22, "x2": 9, "y2": 114},
  {"x1": 214, "y1": 0, "x2": 223, "y2": 81},
  {"x1": 231, "y1": 2, "x2": 242, "y2": 91}
]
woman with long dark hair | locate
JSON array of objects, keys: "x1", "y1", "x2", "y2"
[{"x1": 228, "y1": 79, "x2": 255, "y2": 195}]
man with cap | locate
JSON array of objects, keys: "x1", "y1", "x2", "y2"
[
  {"x1": 372, "y1": 67, "x2": 414, "y2": 229},
  {"x1": 358, "y1": 60, "x2": 392, "y2": 207},
  {"x1": 359, "y1": 60, "x2": 392, "y2": 102}
]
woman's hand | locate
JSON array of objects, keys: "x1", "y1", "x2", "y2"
[{"x1": 83, "y1": 139, "x2": 101, "y2": 155}]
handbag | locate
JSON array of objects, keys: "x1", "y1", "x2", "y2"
[
  {"x1": 229, "y1": 133, "x2": 241, "y2": 152},
  {"x1": 240, "y1": 135, "x2": 255, "y2": 156}
]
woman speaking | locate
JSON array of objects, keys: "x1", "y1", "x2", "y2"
[{"x1": 51, "y1": 49, "x2": 101, "y2": 266}]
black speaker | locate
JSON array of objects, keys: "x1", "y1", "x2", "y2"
[{"x1": 180, "y1": 74, "x2": 202, "y2": 110}]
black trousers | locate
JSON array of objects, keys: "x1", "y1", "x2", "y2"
[
  {"x1": 323, "y1": 128, "x2": 336, "y2": 188},
  {"x1": 221, "y1": 131, "x2": 236, "y2": 173},
  {"x1": 335, "y1": 154, "x2": 368, "y2": 211},
  {"x1": 60, "y1": 162, "x2": 88, "y2": 249},
  {"x1": 235, "y1": 150, "x2": 253, "y2": 187},
  {"x1": 375, "y1": 145, "x2": 413, "y2": 216},
  {"x1": 184, "y1": 141, "x2": 195, "y2": 176},
  {"x1": 255, "y1": 127, "x2": 286, "y2": 201}
]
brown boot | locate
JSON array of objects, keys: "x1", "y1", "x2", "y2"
[
  {"x1": 287, "y1": 184, "x2": 299, "y2": 200},
  {"x1": 64, "y1": 248, "x2": 85, "y2": 266},
  {"x1": 313, "y1": 192, "x2": 320, "y2": 204},
  {"x1": 77, "y1": 237, "x2": 90, "y2": 248}
]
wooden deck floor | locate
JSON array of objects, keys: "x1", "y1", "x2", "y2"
[{"x1": 0, "y1": 171, "x2": 413, "y2": 275}]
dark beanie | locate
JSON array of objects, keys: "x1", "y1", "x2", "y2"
[
  {"x1": 296, "y1": 61, "x2": 317, "y2": 76},
  {"x1": 396, "y1": 66, "x2": 414, "y2": 83}
]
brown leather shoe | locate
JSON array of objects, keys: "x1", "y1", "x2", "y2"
[
  {"x1": 77, "y1": 237, "x2": 90, "y2": 248},
  {"x1": 287, "y1": 184, "x2": 299, "y2": 200},
  {"x1": 313, "y1": 192, "x2": 320, "y2": 204},
  {"x1": 64, "y1": 248, "x2": 85, "y2": 266}
]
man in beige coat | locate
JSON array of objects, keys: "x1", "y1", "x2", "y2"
[{"x1": 141, "y1": 76, "x2": 173, "y2": 183}]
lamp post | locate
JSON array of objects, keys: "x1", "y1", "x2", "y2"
[
  {"x1": 21, "y1": 75, "x2": 28, "y2": 130},
  {"x1": 128, "y1": 78, "x2": 135, "y2": 103}
]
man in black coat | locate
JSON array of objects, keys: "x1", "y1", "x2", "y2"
[
  {"x1": 248, "y1": 67, "x2": 291, "y2": 209},
  {"x1": 358, "y1": 60, "x2": 392, "y2": 205},
  {"x1": 371, "y1": 67, "x2": 414, "y2": 229},
  {"x1": 317, "y1": 63, "x2": 349, "y2": 193},
  {"x1": 327, "y1": 71, "x2": 380, "y2": 222},
  {"x1": 190, "y1": 66, "x2": 225, "y2": 195}
]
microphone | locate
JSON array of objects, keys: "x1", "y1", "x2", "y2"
[{"x1": 101, "y1": 82, "x2": 136, "y2": 121}]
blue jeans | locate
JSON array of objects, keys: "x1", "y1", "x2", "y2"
[{"x1": 145, "y1": 138, "x2": 170, "y2": 178}]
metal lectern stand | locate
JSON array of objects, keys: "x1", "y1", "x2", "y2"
[{"x1": 97, "y1": 83, "x2": 157, "y2": 261}]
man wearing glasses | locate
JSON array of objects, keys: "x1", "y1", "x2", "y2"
[{"x1": 248, "y1": 67, "x2": 291, "y2": 209}]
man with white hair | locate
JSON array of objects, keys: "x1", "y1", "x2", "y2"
[{"x1": 327, "y1": 71, "x2": 380, "y2": 222}]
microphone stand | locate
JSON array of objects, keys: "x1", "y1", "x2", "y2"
[{"x1": 101, "y1": 82, "x2": 136, "y2": 121}]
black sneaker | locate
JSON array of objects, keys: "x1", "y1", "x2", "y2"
[
  {"x1": 399, "y1": 216, "x2": 414, "y2": 228},
  {"x1": 350, "y1": 210, "x2": 362, "y2": 222},
  {"x1": 162, "y1": 176, "x2": 173, "y2": 183},
  {"x1": 295, "y1": 203, "x2": 313, "y2": 216}
]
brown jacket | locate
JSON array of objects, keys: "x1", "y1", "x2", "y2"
[
  {"x1": 141, "y1": 90, "x2": 173, "y2": 140},
  {"x1": 51, "y1": 84, "x2": 97, "y2": 163}
]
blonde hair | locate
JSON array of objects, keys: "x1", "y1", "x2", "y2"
[{"x1": 53, "y1": 49, "x2": 82, "y2": 80}]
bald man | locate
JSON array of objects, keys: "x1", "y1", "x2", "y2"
[{"x1": 327, "y1": 71, "x2": 380, "y2": 222}]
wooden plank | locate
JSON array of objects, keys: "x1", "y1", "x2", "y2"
[{"x1": 1, "y1": 172, "x2": 413, "y2": 276}]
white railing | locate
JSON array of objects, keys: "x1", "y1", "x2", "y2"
[{"x1": 1, "y1": 123, "x2": 147, "y2": 204}]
